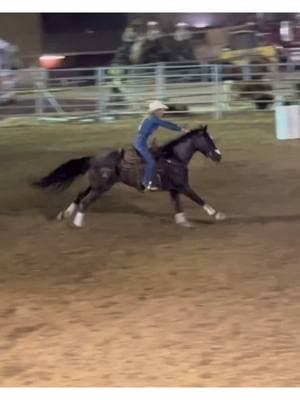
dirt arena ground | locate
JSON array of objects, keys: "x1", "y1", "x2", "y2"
[{"x1": 1, "y1": 113, "x2": 300, "y2": 386}]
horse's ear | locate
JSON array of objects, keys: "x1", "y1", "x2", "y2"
[{"x1": 204, "y1": 125, "x2": 208, "y2": 131}]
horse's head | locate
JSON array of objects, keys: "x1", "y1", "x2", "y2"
[{"x1": 191, "y1": 125, "x2": 222, "y2": 163}]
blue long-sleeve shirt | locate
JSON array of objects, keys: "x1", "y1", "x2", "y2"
[{"x1": 134, "y1": 115, "x2": 181, "y2": 147}]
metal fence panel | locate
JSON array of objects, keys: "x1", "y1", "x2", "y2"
[{"x1": 1, "y1": 62, "x2": 300, "y2": 120}]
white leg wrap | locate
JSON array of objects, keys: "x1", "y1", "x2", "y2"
[
  {"x1": 215, "y1": 212, "x2": 226, "y2": 221},
  {"x1": 203, "y1": 204, "x2": 216, "y2": 216},
  {"x1": 175, "y1": 212, "x2": 187, "y2": 224},
  {"x1": 73, "y1": 212, "x2": 85, "y2": 228},
  {"x1": 175, "y1": 213, "x2": 192, "y2": 228},
  {"x1": 64, "y1": 202, "x2": 77, "y2": 218}
]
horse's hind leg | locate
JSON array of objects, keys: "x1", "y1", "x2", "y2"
[
  {"x1": 72, "y1": 181, "x2": 115, "y2": 228},
  {"x1": 56, "y1": 186, "x2": 91, "y2": 221}
]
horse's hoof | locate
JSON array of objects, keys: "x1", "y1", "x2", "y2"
[
  {"x1": 180, "y1": 221, "x2": 194, "y2": 228},
  {"x1": 73, "y1": 212, "x2": 85, "y2": 228},
  {"x1": 175, "y1": 213, "x2": 193, "y2": 228},
  {"x1": 56, "y1": 211, "x2": 64, "y2": 221},
  {"x1": 72, "y1": 223, "x2": 84, "y2": 229},
  {"x1": 215, "y1": 212, "x2": 226, "y2": 221},
  {"x1": 176, "y1": 220, "x2": 194, "y2": 228}
]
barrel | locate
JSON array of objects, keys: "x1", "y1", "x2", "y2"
[{"x1": 275, "y1": 105, "x2": 300, "y2": 140}]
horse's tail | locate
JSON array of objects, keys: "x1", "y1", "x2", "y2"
[{"x1": 33, "y1": 156, "x2": 91, "y2": 191}]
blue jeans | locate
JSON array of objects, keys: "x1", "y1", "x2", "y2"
[{"x1": 134, "y1": 142, "x2": 156, "y2": 187}]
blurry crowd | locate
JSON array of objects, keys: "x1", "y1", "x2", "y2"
[{"x1": 112, "y1": 19, "x2": 196, "y2": 66}]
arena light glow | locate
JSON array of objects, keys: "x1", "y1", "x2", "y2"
[
  {"x1": 193, "y1": 22, "x2": 209, "y2": 28},
  {"x1": 177, "y1": 13, "x2": 215, "y2": 29},
  {"x1": 39, "y1": 54, "x2": 65, "y2": 69}
]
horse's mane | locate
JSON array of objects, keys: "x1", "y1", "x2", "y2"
[{"x1": 160, "y1": 126, "x2": 206, "y2": 155}]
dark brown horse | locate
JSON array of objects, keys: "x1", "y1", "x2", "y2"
[{"x1": 33, "y1": 126, "x2": 226, "y2": 228}]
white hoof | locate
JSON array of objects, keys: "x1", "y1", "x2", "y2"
[
  {"x1": 73, "y1": 212, "x2": 85, "y2": 228},
  {"x1": 56, "y1": 211, "x2": 64, "y2": 221},
  {"x1": 203, "y1": 204, "x2": 216, "y2": 217},
  {"x1": 215, "y1": 212, "x2": 226, "y2": 221},
  {"x1": 180, "y1": 220, "x2": 194, "y2": 228},
  {"x1": 57, "y1": 203, "x2": 77, "y2": 221},
  {"x1": 175, "y1": 213, "x2": 193, "y2": 228},
  {"x1": 64, "y1": 202, "x2": 77, "y2": 218}
]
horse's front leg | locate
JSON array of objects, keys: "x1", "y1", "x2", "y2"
[
  {"x1": 169, "y1": 190, "x2": 193, "y2": 228},
  {"x1": 182, "y1": 185, "x2": 226, "y2": 221},
  {"x1": 56, "y1": 186, "x2": 91, "y2": 221}
]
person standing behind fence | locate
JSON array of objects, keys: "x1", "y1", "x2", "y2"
[
  {"x1": 140, "y1": 21, "x2": 171, "y2": 64},
  {"x1": 109, "y1": 19, "x2": 144, "y2": 94},
  {"x1": 172, "y1": 22, "x2": 195, "y2": 62}
]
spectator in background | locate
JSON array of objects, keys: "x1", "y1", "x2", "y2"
[
  {"x1": 172, "y1": 22, "x2": 195, "y2": 62},
  {"x1": 110, "y1": 19, "x2": 144, "y2": 94},
  {"x1": 141, "y1": 21, "x2": 171, "y2": 64},
  {"x1": 113, "y1": 19, "x2": 144, "y2": 66},
  {"x1": 146, "y1": 21, "x2": 161, "y2": 41}
]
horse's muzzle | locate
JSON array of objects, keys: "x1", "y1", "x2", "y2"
[{"x1": 209, "y1": 149, "x2": 222, "y2": 162}]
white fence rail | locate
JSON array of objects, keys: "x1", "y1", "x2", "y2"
[{"x1": 1, "y1": 62, "x2": 300, "y2": 120}]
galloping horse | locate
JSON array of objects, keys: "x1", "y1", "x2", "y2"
[{"x1": 33, "y1": 126, "x2": 226, "y2": 228}]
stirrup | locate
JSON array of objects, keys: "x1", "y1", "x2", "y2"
[
  {"x1": 145, "y1": 183, "x2": 159, "y2": 192},
  {"x1": 148, "y1": 187, "x2": 159, "y2": 192}
]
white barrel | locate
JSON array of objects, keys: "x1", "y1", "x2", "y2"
[{"x1": 275, "y1": 105, "x2": 300, "y2": 140}]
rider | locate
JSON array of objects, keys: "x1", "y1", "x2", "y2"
[{"x1": 133, "y1": 100, "x2": 189, "y2": 191}]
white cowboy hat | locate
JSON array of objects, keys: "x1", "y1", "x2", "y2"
[
  {"x1": 148, "y1": 100, "x2": 169, "y2": 112},
  {"x1": 176, "y1": 22, "x2": 189, "y2": 27},
  {"x1": 147, "y1": 21, "x2": 158, "y2": 26}
]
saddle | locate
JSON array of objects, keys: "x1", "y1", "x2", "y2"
[
  {"x1": 122, "y1": 138, "x2": 161, "y2": 165},
  {"x1": 122, "y1": 147, "x2": 145, "y2": 165},
  {"x1": 120, "y1": 139, "x2": 162, "y2": 189}
]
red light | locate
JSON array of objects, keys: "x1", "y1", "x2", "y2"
[{"x1": 39, "y1": 55, "x2": 65, "y2": 69}]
